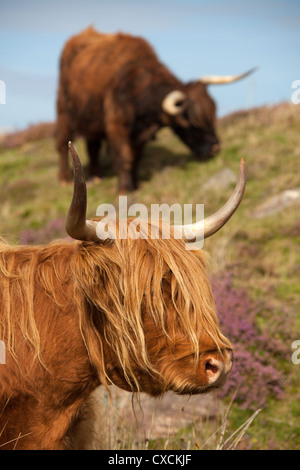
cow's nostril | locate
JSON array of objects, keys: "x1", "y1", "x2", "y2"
[
  {"x1": 205, "y1": 358, "x2": 220, "y2": 378},
  {"x1": 210, "y1": 143, "x2": 220, "y2": 156}
]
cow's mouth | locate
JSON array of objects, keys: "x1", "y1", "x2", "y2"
[{"x1": 195, "y1": 142, "x2": 220, "y2": 160}]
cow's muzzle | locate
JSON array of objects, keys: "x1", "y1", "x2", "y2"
[
  {"x1": 203, "y1": 349, "x2": 233, "y2": 388},
  {"x1": 209, "y1": 142, "x2": 220, "y2": 157}
]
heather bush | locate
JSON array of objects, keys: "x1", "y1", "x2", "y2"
[
  {"x1": 0, "y1": 122, "x2": 56, "y2": 149},
  {"x1": 211, "y1": 273, "x2": 291, "y2": 410},
  {"x1": 20, "y1": 217, "x2": 68, "y2": 245},
  {"x1": 282, "y1": 219, "x2": 300, "y2": 237}
]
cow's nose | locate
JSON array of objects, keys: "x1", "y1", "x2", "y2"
[
  {"x1": 224, "y1": 349, "x2": 234, "y2": 374},
  {"x1": 204, "y1": 350, "x2": 233, "y2": 385},
  {"x1": 205, "y1": 356, "x2": 225, "y2": 384},
  {"x1": 210, "y1": 142, "x2": 220, "y2": 156}
]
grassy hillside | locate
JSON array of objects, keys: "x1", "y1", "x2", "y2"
[{"x1": 0, "y1": 102, "x2": 299, "y2": 449}]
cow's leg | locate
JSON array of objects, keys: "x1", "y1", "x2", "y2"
[
  {"x1": 115, "y1": 143, "x2": 136, "y2": 194},
  {"x1": 131, "y1": 143, "x2": 145, "y2": 190},
  {"x1": 104, "y1": 96, "x2": 137, "y2": 193},
  {"x1": 56, "y1": 112, "x2": 74, "y2": 183},
  {"x1": 107, "y1": 131, "x2": 136, "y2": 193},
  {"x1": 86, "y1": 138, "x2": 102, "y2": 180}
]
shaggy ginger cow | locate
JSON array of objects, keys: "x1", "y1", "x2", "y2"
[{"x1": 0, "y1": 143, "x2": 245, "y2": 450}]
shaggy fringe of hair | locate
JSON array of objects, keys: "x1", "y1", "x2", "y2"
[{"x1": 0, "y1": 219, "x2": 231, "y2": 392}]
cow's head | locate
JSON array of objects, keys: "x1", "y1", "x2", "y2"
[
  {"x1": 66, "y1": 143, "x2": 246, "y2": 397},
  {"x1": 162, "y1": 68, "x2": 257, "y2": 161}
]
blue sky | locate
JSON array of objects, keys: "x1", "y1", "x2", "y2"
[{"x1": 0, "y1": 0, "x2": 299, "y2": 131}]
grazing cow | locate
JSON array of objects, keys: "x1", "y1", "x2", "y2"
[
  {"x1": 0, "y1": 143, "x2": 246, "y2": 450},
  {"x1": 56, "y1": 27, "x2": 254, "y2": 193}
]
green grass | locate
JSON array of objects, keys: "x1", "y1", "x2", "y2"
[{"x1": 0, "y1": 101, "x2": 299, "y2": 449}]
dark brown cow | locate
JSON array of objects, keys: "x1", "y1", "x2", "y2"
[
  {"x1": 56, "y1": 27, "x2": 254, "y2": 193},
  {"x1": 0, "y1": 143, "x2": 245, "y2": 450}
]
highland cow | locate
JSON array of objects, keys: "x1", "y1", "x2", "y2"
[
  {"x1": 0, "y1": 143, "x2": 245, "y2": 449},
  {"x1": 56, "y1": 27, "x2": 253, "y2": 193}
]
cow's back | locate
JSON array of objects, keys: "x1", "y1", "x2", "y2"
[{"x1": 58, "y1": 28, "x2": 159, "y2": 126}]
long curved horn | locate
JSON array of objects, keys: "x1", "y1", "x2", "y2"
[
  {"x1": 199, "y1": 67, "x2": 258, "y2": 85},
  {"x1": 175, "y1": 159, "x2": 246, "y2": 240},
  {"x1": 65, "y1": 142, "x2": 99, "y2": 242},
  {"x1": 162, "y1": 90, "x2": 188, "y2": 115}
]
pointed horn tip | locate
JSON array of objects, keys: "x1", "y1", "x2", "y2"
[
  {"x1": 68, "y1": 141, "x2": 78, "y2": 157},
  {"x1": 239, "y1": 158, "x2": 246, "y2": 175},
  {"x1": 238, "y1": 159, "x2": 246, "y2": 196},
  {"x1": 68, "y1": 141, "x2": 81, "y2": 166},
  {"x1": 243, "y1": 66, "x2": 259, "y2": 75}
]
